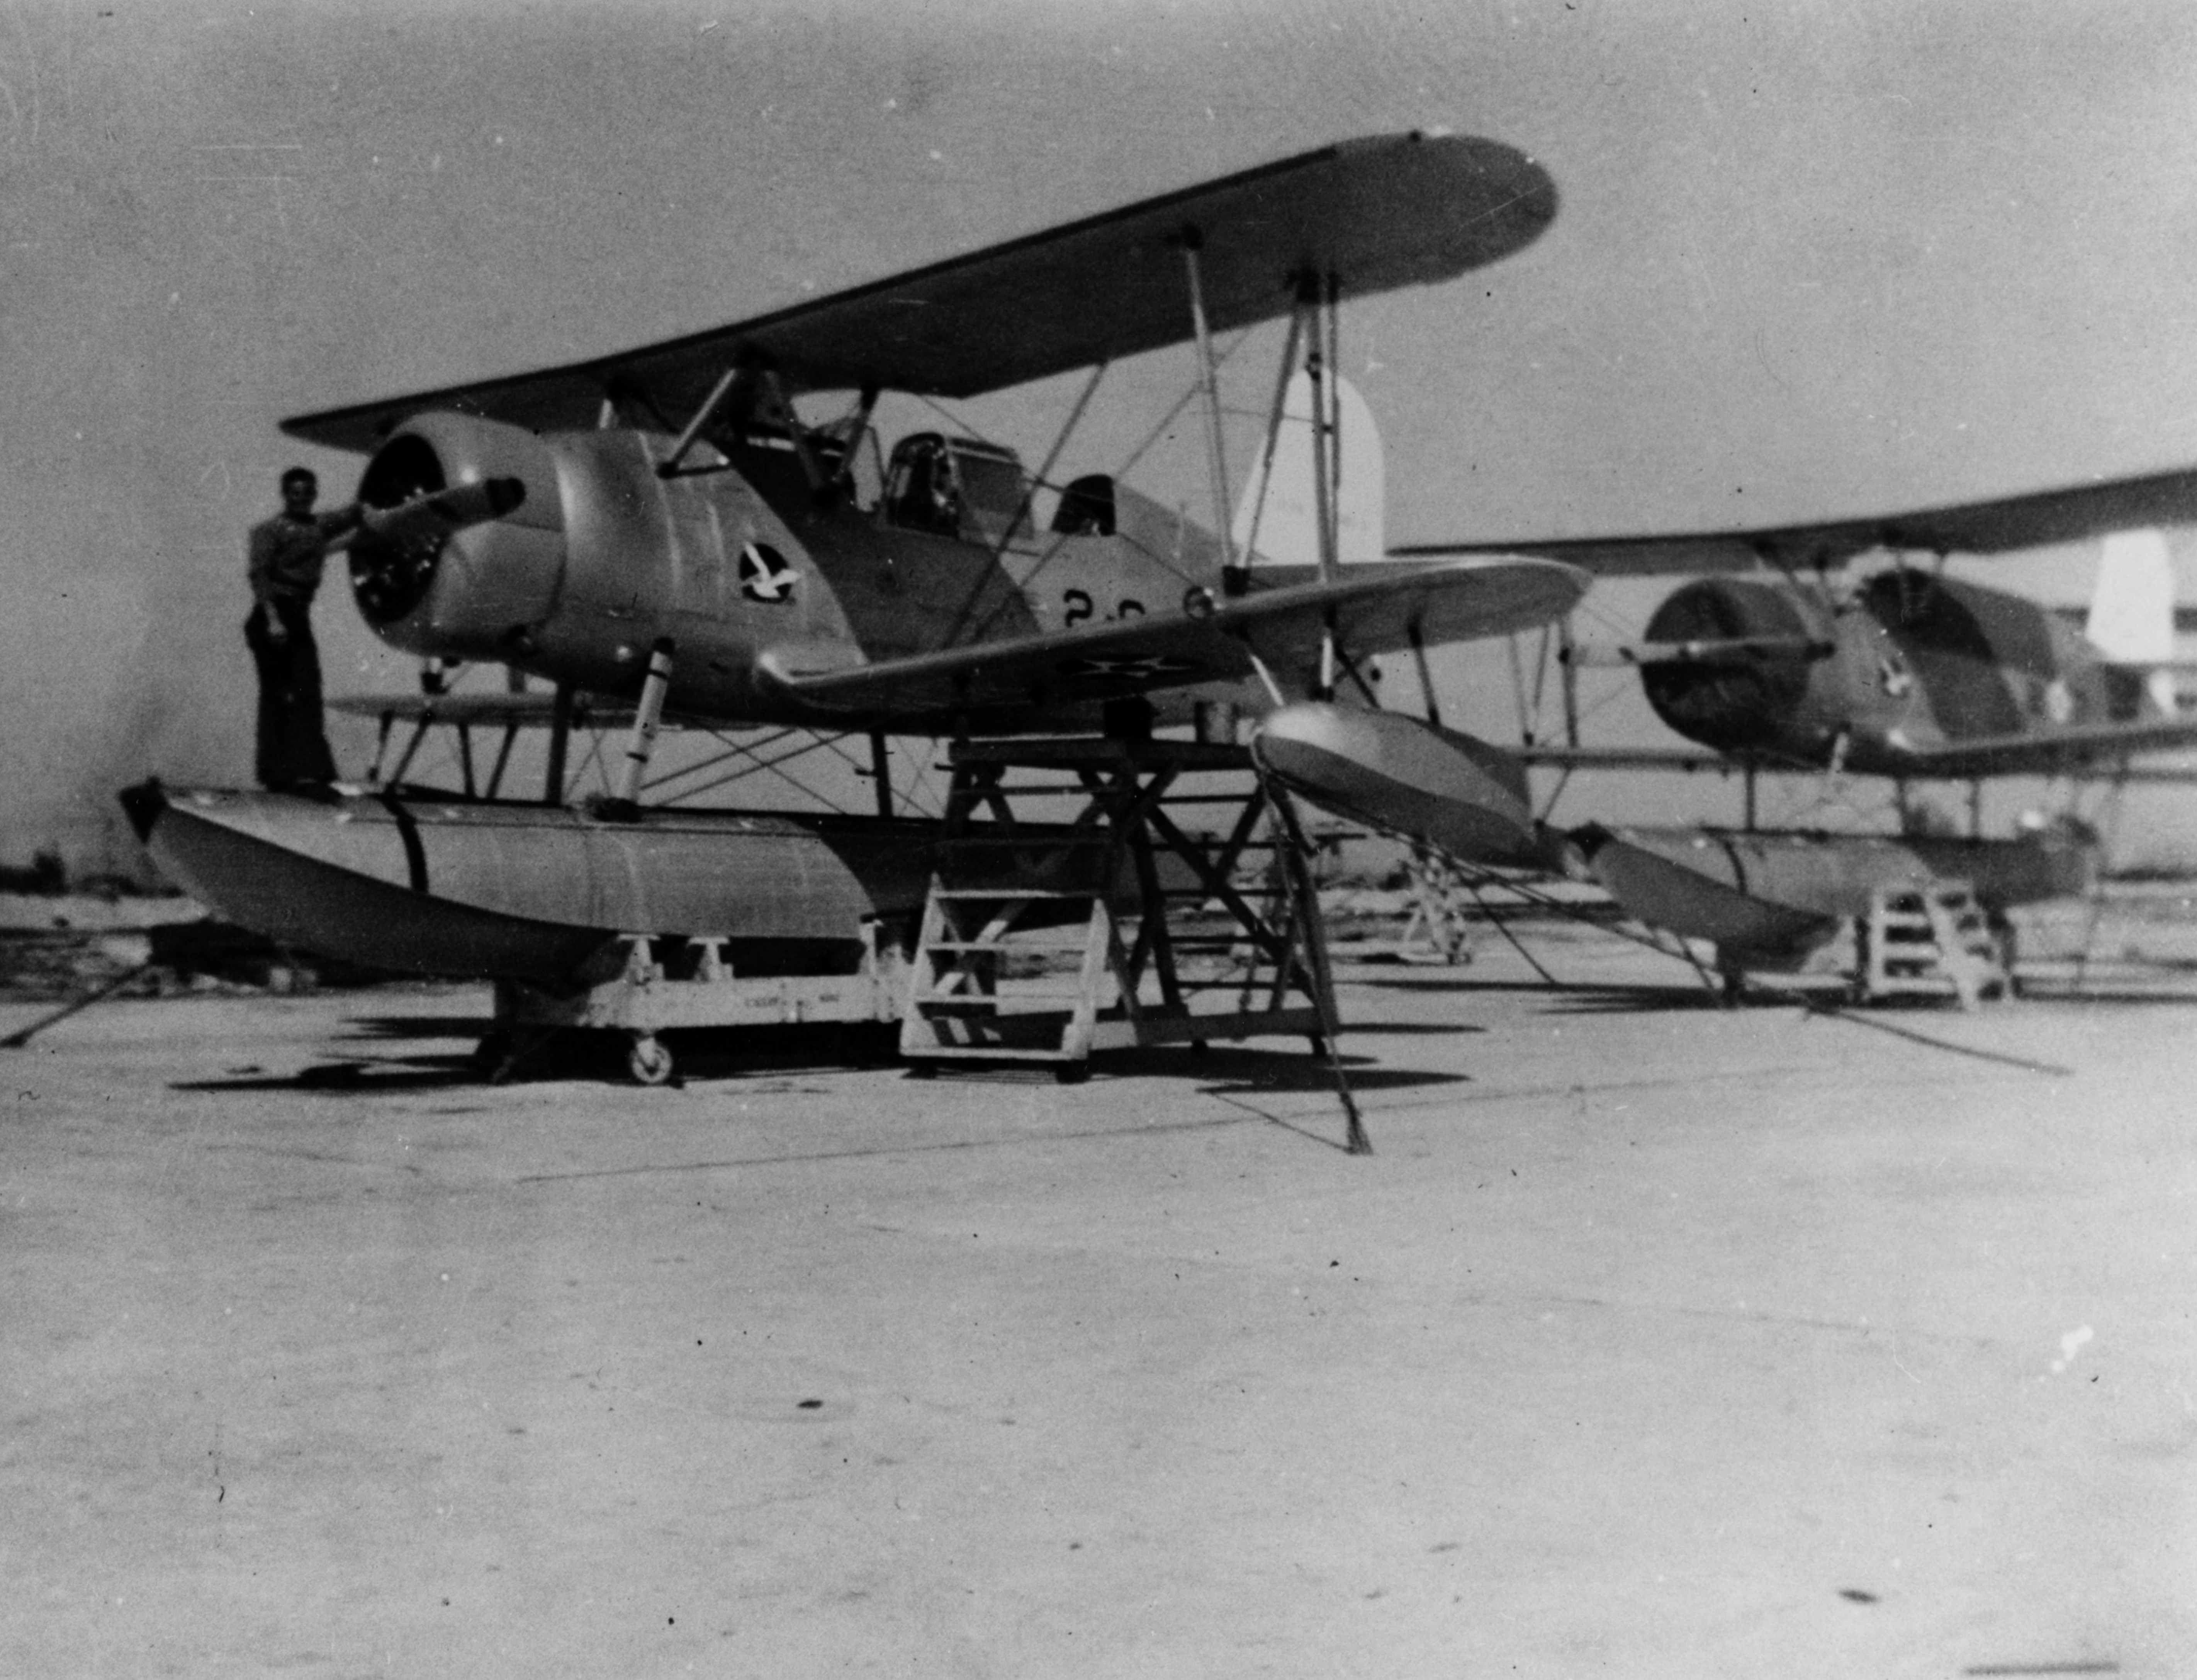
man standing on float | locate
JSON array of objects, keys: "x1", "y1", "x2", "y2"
[{"x1": 245, "y1": 465, "x2": 360, "y2": 792}]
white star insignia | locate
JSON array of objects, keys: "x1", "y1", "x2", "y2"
[{"x1": 1061, "y1": 653, "x2": 1200, "y2": 682}]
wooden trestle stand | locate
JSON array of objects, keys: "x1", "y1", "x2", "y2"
[{"x1": 900, "y1": 736, "x2": 1369, "y2": 1153}]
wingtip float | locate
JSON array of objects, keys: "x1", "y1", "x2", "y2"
[{"x1": 1249, "y1": 703, "x2": 1563, "y2": 871}]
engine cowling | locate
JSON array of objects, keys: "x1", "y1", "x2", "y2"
[
  {"x1": 1638, "y1": 577, "x2": 1822, "y2": 754},
  {"x1": 350, "y1": 412, "x2": 568, "y2": 658}
]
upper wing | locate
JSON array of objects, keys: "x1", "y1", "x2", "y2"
[
  {"x1": 755, "y1": 556, "x2": 1587, "y2": 718},
  {"x1": 1393, "y1": 464, "x2": 2197, "y2": 576},
  {"x1": 284, "y1": 131, "x2": 1557, "y2": 455}
]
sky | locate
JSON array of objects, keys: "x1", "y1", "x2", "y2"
[{"x1": 7, "y1": 0, "x2": 2197, "y2": 869}]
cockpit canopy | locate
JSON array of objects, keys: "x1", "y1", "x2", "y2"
[{"x1": 883, "y1": 433, "x2": 1035, "y2": 548}]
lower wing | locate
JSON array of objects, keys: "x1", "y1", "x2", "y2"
[
  {"x1": 1871, "y1": 717, "x2": 2197, "y2": 779},
  {"x1": 328, "y1": 692, "x2": 640, "y2": 730},
  {"x1": 755, "y1": 556, "x2": 1587, "y2": 717},
  {"x1": 1518, "y1": 744, "x2": 1746, "y2": 774}
]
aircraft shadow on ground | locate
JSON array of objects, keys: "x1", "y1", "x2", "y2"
[
  {"x1": 1549, "y1": 978, "x2": 2197, "y2": 1014},
  {"x1": 177, "y1": 1021, "x2": 908, "y2": 1095},
  {"x1": 1351, "y1": 974, "x2": 1732, "y2": 1012},
  {"x1": 1348, "y1": 975, "x2": 1584, "y2": 996},
  {"x1": 333, "y1": 1012, "x2": 1475, "y2": 1086},
  {"x1": 169, "y1": 1028, "x2": 1464, "y2": 1098},
  {"x1": 1999, "y1": 983, "x2": 2197, "y2": 1007},
  {"x1": 339, "y1": 1014, "x2": 498, "y2": 1041},
  {"x1": 1326, "y1": 1019, "x2": 1488, "y2": 1036},
  {"x1": 338, "y1": 1015, "x2": 909, "y2": 1076},
  {"x1": 1104, "y1": 1043, "x2": 1466, "y2": 1095},
  {"x1": 171, "y1": 1056, "x2": 485, "y2": 1095},
  {"x1": 1545, "y1": 984, "x2": 1767, "y2": 1015}
]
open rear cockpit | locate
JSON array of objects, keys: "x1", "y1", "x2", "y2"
[{"x1": 880, "y1": 432, "x2": 1037, "y2": 549}]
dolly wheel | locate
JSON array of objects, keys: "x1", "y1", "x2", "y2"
[{"x1": 627, "y1": 1033, "x2": 676, "y2": 1086}]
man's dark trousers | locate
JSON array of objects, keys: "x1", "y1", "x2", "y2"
[{"x1": 245, "y1": 598, "x2": 338, "y2": 789}]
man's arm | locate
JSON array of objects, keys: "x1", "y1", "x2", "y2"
[
  {"x1": 246, "y1": 522, "x2": 285, "y2": 638},
  {"x1": 248, "y1": 514, "x2": 353, "y2": 641}
]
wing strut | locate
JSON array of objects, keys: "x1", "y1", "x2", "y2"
[
  {"x1": 1301, "y1": 272, "x2": 1345, "y2": 696},
  {"x1": 832, "y1": 384, "x2": 882, "y2": 503},
  {"x1": 868, "y1": 730, "x2": 893, "y2": 820},
  {"x1": 1558, "y1": 614, "x2": 1581, "y2": 746},
  {"x1": 757, "y1": 369, "x2": 829, "y2": 491},
  {"x1": 1180, "y1": 230, "x2": 1242, "y2": 593},
  {"x1": 944, "y1": 359, "x2": 1111, "y2": 649},
  {"x1": 1308, "y1": 272, "x2": 1343, "y2": 589},
  {"x1": 1238, "y1": 305, "x2": 1307, "y2": 578},
  {"x1": 1407, "y1": 620, "x2": 1442, "y2": 728},
  {"x1": 657, "y1": 364, "x2": 742, "y2": 480}
]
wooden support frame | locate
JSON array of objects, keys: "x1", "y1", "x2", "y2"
[{"x1": 899, "y1": 736, "x2": 1367, "y2": 1149}]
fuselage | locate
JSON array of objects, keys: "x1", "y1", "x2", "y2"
[
  {"x1": 348, "y1": 412, "x2": 1248, "y2": 730},
  {"x1": 1638, "y1": 568, "x2": 2161, "y2": 774}
]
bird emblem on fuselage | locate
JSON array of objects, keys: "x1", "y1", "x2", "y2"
[{"x1": 740, "y1": 541, "x2": 798, "y2": 603}]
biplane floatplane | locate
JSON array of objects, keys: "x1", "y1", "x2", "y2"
[
  {"x1": 1395, "y1": 472, "x2": 2197, "y2": 992},
  {"x1": 123, "y1": 131, "x2": 1587, "y2": 1116}
]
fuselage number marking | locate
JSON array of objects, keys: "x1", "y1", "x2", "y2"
[{"x1": 1063, "y1": 588, "x2": 1144, "y2": 626}]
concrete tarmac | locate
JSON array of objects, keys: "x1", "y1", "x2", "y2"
[{"x1": 3, "y1": 932, "x2": 2192, "y2": 1678}]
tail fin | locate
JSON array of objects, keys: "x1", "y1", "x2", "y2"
[
  {"x1": 2087, "y1": 527, "x2": 2178, "y2": 714},
  {"x1": 1231, "y1": 369, "x2": 1384, "y2": 568}
]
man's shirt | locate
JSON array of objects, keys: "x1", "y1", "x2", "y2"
[{"x1": 247, "y1": 509, "x2": 354, "y2": 609}]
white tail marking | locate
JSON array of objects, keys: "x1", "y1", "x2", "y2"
[
  {"x1": 1231, "y1": 369, "x2": 1384, "y2": 568},
  {"x1": 2087, "y1": 528, "x2": 2177, "y2": 713}
]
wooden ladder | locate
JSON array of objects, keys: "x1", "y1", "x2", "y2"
[
  {"x1": 896, "y1": 738, "x2": 1366, "y2": 1150},
  {"x1": 1855, "y1": 881, "x2": 2010, "y2": 1007},
  {"x1": 902, "y1": 868, "x2": 1128, "y2": 1079}
]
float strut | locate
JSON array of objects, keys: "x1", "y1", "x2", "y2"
[
  {"x1": 544, "y1": 684, "x2": 575, "y2": 806},
  {"x1": 600, "y1": 639, "x2": 674, "y2": 822},
  {"x1": 869, "y1": 730, "x2": 893, "y2": 820}
]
